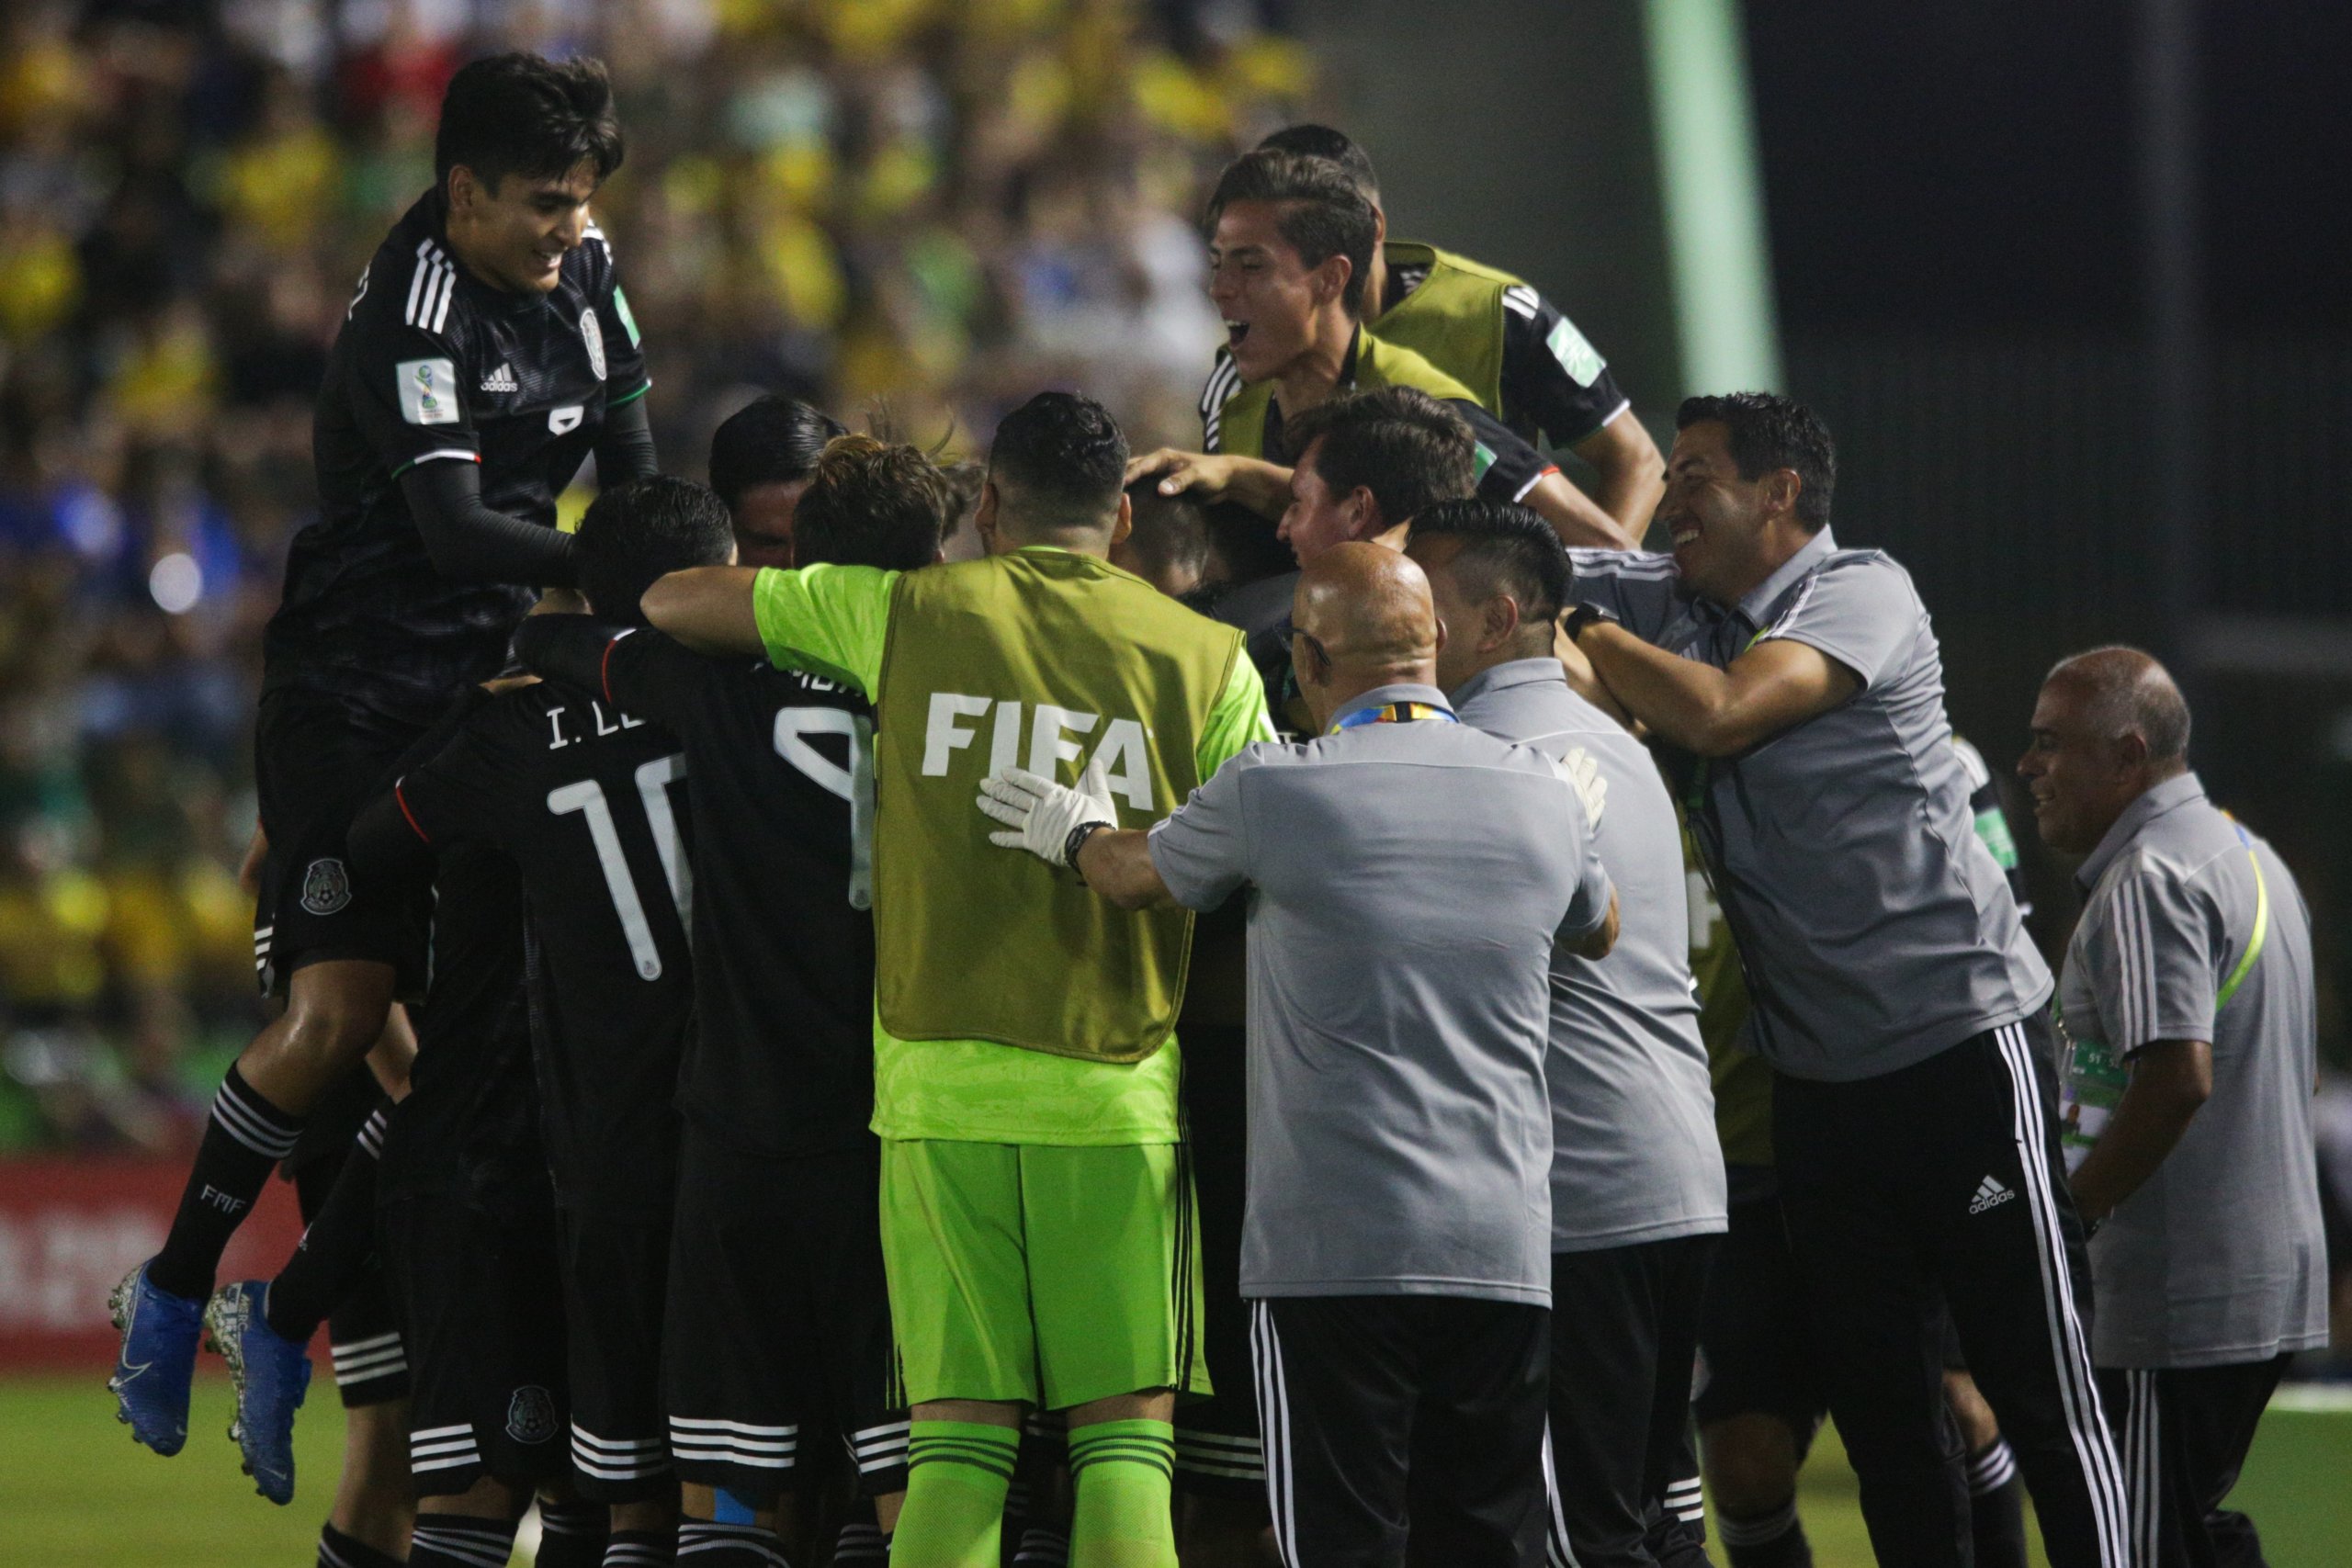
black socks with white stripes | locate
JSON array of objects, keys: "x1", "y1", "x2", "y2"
[
  {"x1": 408, "y1": 1515, "x2": 517, "y2": 1568},
  {"x1": 676, "y1": 1520, "x2": 786, "y2": 1566},
  {"x1": 1968, "y1": 1438, "x2": 2030, "y2": 1568},
  {"x1": 534, "y1": 1499, "x2": 610, "y2": 1567},
  {"x1": 1718, "y1": 1499, "x2": 1814, "y2": 1568},
  {"x1": 315, "y1": 1522, "x2": 402, "y2": 1568},
  {"x1": 149, "y1": 1065, "x2": 303, "y2": 1301},
  {"x1": 604, "y1": 1527, "x2": 674, "y2": 1565},
  {"x1": 266, "y1": 1109, "x2": 387, "y2": 1340}
]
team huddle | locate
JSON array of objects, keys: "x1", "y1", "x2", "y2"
[{"x1": 102, "y1": 50, "x2": 2325, "y2": 1568}]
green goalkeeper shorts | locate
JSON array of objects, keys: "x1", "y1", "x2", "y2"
[{"x1": 879, "y1": 1138, "x2": 1210, "y2": 1411}]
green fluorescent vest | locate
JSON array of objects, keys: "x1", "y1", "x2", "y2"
[
  {"x1": 1369, "y1": 240, "x2": 1521, "y2": 416},
  {"x1": 1213, "y1": 328, "x2": 1487, "y2": 461},
  {"x1": 871, "y1": 549, "x2": 1245, "y2": 1064}
]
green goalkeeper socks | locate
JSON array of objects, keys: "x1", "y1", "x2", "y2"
[
  {"x1": 1069, "y1": 1417, "x2": 1178, "y2": 1568},
  {"x1": 892, "y1": 1420, "x2": 1020, "y2": 1568}
]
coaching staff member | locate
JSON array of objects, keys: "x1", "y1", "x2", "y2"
[
  {"x1": 2021, "y1": 648, "x2": 2326, "y2": 1567},
  {"x1": 1563, "y1": 392, "x2": 2128, "y2": 1568},
  {"x1": 1409, "y1": 501, "x2": 1725, "y2": 1568},
  {"x1": 980, "y1": 543, "x2": 1618, "y2": 1567}
]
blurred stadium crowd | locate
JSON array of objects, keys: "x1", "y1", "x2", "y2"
[{"x1": 0, "y1": 0, "x2": 1306, "y2": 1155}]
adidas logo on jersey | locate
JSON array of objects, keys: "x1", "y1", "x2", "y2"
[
  {"x1": 1969, "y1": 1175, "x2": 2016, "y2": 1214},
  {"x1": 481, "y1": 363, "x2": 520, "y2": 393}
]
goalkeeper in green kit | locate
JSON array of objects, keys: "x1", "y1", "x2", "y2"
[{"x1": 641, "y1": 392, "x2": 1272, "y2": 1568}]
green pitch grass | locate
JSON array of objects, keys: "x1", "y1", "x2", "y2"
[{"x1": 2, "y1": 1373, "x2": 2347, "y2": 1564}]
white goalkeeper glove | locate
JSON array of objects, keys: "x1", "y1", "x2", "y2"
[
  {"x1": 976, "y1": 761, "x2": 1118, "y2": 869},
  {"x1": 1556, "y1": 746, "x2": 1608, "y2": 834}
]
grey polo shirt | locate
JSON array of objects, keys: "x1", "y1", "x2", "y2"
[
  {"x1": 1453, "y1": 659, "x2": 1727, "y2": 1253},
  {"x1": 1568, "y1": 529, "x2": 2050, "y2": 1082},
  {"x1": 1148, "y1": 682, "x2": 1614, "y2": 1304},
  {"x1": 2055, "y1": 772, "x2": 2327, "y2": 1369}
]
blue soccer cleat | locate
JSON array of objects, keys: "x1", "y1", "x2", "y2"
[
  {"x1": 107, "y1": 1260, "x2": 204, "y2": 1456},
  {"x1": 203, "y1": 1280, "x2": 312, "y2": 1505}
]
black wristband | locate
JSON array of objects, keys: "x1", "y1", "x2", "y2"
[
  {"x1": 1064, "y1": 818, "x2": 1113, "y2": 878},
  {"x1": 1562, "y1": 600, "x2": 1618, "y2": 645}
]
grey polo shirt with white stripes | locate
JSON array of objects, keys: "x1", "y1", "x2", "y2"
[
  {"x1": 2056, "y1": 772, "x2": 2327, "y2": 1369},
  {"x1": 1568, "y1": 528, "x2": 2051, "y2": 1082},
  {"x1": 1452, "y1": 659, "x2": 1726, "y2": 1254},
  {"x1": 1148, "y1": 682, "x2": 1614, "y2": 1304}
]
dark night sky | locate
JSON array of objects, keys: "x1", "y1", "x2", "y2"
[{"x1": 1744, "y1": 0, "x2": 2352, "y2": 333}]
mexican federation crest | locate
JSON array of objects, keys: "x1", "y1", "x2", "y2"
[
  {"x1": 581, "y1": 308, "x2": 606, "y2": 381},
  {"x1": 507, "y1": 1385, "x2": 558, "y2": 1444},
  {"x1": 300, "y1": 858, "x2": 352, "y2": 916}
]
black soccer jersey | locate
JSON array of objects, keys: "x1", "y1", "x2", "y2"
[
  {"x1": 267, "y1": 189, "x2": 651, "y2": 728},
  {"x1": 514, "y1": 615, "x2": 876, "y2": 1159},
  {"x1": 1378, "y1": 268, "x2": 1633, "y2": 451},
  {"x1": 376, "y1": 677, "x2": 691, "y2": 1216}
]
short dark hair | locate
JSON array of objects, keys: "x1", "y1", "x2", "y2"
[
  {"x1": 1284, "y1": 387, "x2": 1477, "y2": 526},
  {"x1": 435, "y1": 53, "x2": 625, "y2": 194},
  {"x1": 794, "y1": 434, "x2": 956, "y2": 570},
  {"x1": 707, "y1": 395, "x2": 848, "y2": 514},
  {"x1": 1409, "y1": 499, "x2": 1572, "y2": 626},
  {"x1": 987, "y1": 391, "x2": 1129, "y2": 534},
  {"x1": 575, "y1": 476, "x2": 734, "y2": 626},
  {"x1": 1205, "y1": 150, "x2": 1378, "y2": 318},
  {"x1": 1121, "y1": 480, "x2": 1212, "y2": 589},
  {"x1": 1257, "y1": 124, "x2": 1379, "y2": 204},
  {"x1": 1676, "y1": 391, "x2": 1837, "y2": 532}
]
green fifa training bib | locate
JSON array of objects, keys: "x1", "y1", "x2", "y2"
[
  {"x1": 1215, "y1": 329, "x2": 1488, "y2": 461},
  {"x1": 871, "y1": 550, "x2": 1244, "y2": 1064},
  {"x1": 1371, "y1": 241, "x2": 1519, "y2": 416}
]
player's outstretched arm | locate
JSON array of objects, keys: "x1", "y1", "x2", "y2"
[
  {"x1": 976, "y1": 766, "x2": 1176, "y2": 911},
  {"x1": 641, "y1": 565, "x2": 762, "y2": 656},
  {"x1": 1521, "y1": 468, "x2": 1638, "y2": 553},
  {"x1": 593, "y1": 392, "x2": 659, "y2": 485},
  {"x1": 1125, "y1": 447, "x2": 1295, "y2": 520},
  {"x1": 1571, "y1": 411, "x2": 1667, "y2": 545},
  {"x1": 400, "y1": 458, "x2": 581, "y2": 586}
]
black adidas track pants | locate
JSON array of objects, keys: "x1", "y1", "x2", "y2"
[{"x1": 1774, "y1": 1017, "x2": 2132, "y2": 1568}]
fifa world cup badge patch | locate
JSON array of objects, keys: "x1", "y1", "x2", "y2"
[
  {"x1": 395, "y1": 358, "x2": 460, "y2": 425},
  {"x1": 300, "y1": 858, "x2": 353, "y2": 916},
  {"x1": 507, "y1": 1386, "x2": 558, "y2": 1444},
  {"x1": 581, "y1": 309, "x2": 606, "y2": 381}
]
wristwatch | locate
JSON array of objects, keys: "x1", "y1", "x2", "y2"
[
  {"x1": 1064, "y1": 818, "x2": 1114, "y2": 879},
  {"x1": 1562, "y1": 600, "x2": 1619, "y2": 645}
]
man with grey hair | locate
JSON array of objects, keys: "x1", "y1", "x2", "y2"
[{"x1": 2019, "y1": 646, "x2": 2326, "y2": 1568}]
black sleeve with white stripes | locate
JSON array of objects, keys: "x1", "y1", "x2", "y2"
[
  {"x1": 347, "y1": 241, "x2": 483, "y2": 480},
  {"x1": 1498, "y1": 284, "x2": 1634, "y2": 450}
]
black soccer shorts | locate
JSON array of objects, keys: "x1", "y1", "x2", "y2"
[
  {"x1": 559, "y1": 1202, "x2": 675, "y2": 1501},
  {"x1": 379, "y1": 1180, "x2": 569, "y2": 1495},
  {"x1": 663, "y1": 1127, "x2": 908, "y2": 1498},
  {"x1": 288, "y1": 1068, "x2": 407, "y2": 1409},
  {"x1": 1691, "y1": 1179, "x2": 1828, "y2": 1447},
  {"x1": 1170, "y1": 1023, "x2": 1262, "y2": 1501},
  {"x1": 252, "y1": 688, "x2": 429, "y2": 998}
]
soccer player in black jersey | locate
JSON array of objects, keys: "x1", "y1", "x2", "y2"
[
  {"x1": 1128, "y1": 150, "x2": 1634, "y2": 553},
  {"x1": 109, "y1": 51, "x2": 655, "y2": 1483},
  {"x1": 708, "y1": 393, "x2": 852, "y2": 569},
  {"x1": 515, "y1": 434, "x2": 953, "y2": 1568},
  {"x1": 1245, "y1": 124, "x2": 1664, "y2": 538},
  {"x1": 338, "y1": 477, "x2": 733, "y2": 1568}
]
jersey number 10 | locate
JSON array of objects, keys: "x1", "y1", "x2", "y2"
[{"x1": 547, "y1": 755, "x2": 691, "y2": 981}]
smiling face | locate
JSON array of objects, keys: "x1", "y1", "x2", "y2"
[
  {"x1": 1277, "y1": 438, "x2": 1371, "y2": 567},
  {"x1": 446, "y1": 161, "x2": 601, "y2": 295},
  {"x1": 1207, "y1": 198, "x2": 1341, "y2": 384},
  {"x1": 2018, "y1": 677, "x2": 2141, "y2": 855},
  {"x1": 1657, "y1": 419, "x2": 1787, "y2": 606}
]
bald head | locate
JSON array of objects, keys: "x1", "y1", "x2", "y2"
[
  {"x1": 2042, "y1": 647, "x2": 2191, "y2": 763},
  {"x1": 2019, "y1": 644, "x2": 2193, "y2": 854},
  {"x1": 1293, "y1": 542, "x2": 1441, "y2": 728}
]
